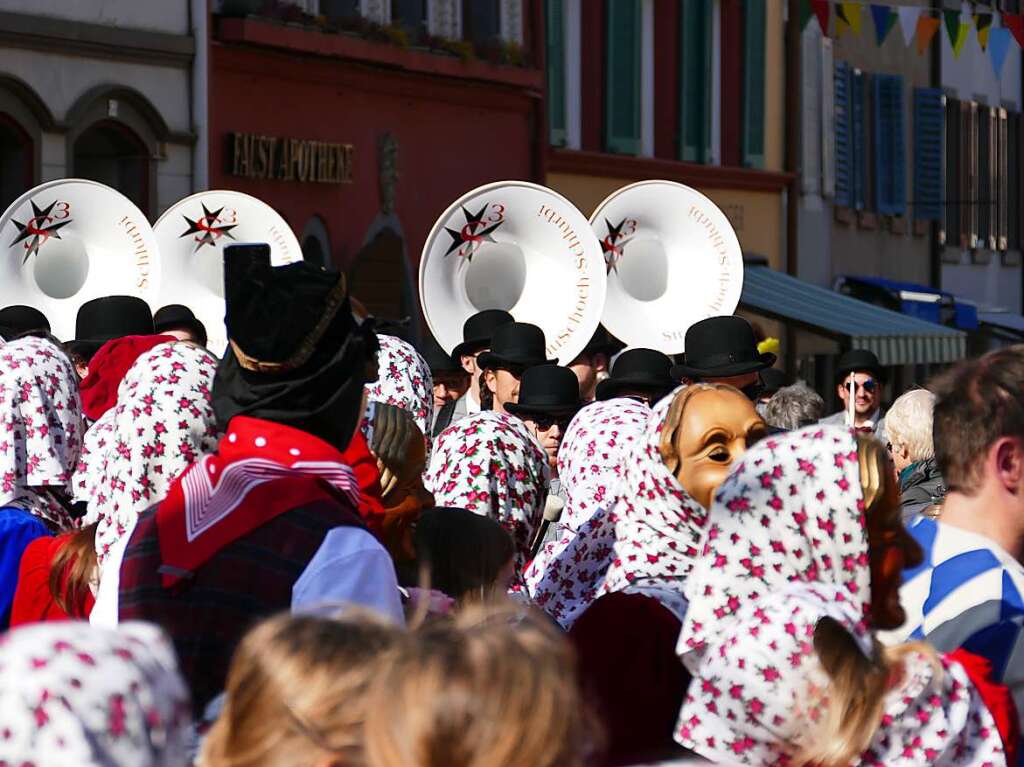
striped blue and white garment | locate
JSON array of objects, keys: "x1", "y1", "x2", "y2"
[{"x1": 880, "y1": 516, "x2": 1024, "y2": 764}]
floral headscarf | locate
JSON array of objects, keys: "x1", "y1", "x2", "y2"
[
  {"x1": 0, "y1": 621, "x2": 192, "y2": 767},
  {"x1": 597, "y1": 387, "x2": 707, "y2": 615},
  {"x1": 0, "y1": 336, "x2": 83, "y2": 529},
  {"x1": 364, "y1": 334, "x2": 433, "y2": 458},
  {"x1": 675, "y1": 425, "x2": 1006, "y2": 766},
  {"x1": 72, "y1": 407, "x2": 116, "y2": 506},
  {"x1": 81, "y1": 342, "x2": 220, "y2": 563},
  {"x1": 524, "y1": 397, "x2": 650, "y2": 627},
  {"x1": 425, "y1": 410, "x2": 548, "y2": 570}
]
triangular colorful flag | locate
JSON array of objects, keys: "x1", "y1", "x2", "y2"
[
  {"x1": 975, "y1": 13, "x2": 993, "y2": 51},
  {"x1": 989, "y1": 26, "x2": 1012, "y2": 79},
  {"x1": 1005, "y1": 13, "x2": 1024, "y2": 49},
  {"x1": 944, "y1": 9, "x2": 961, "y2": 48},
  {"x1": 898, "y1": 6, "x2": 920, "y2": 46},
  {"x1": 811, "y1": 0, "x2": 831, "y2": 36},
  {"x1": 870, "y1": 4, "x2": 895, "y2": 46},
  {"x1": 916, "y1": 15, "x2": 941, "y2": 55},
  {"x1": 836, "y1": 2, "x2": 863, "y2": 36},
  {"x1": 800, "y1": 0, "x2": 813, "y2": 30},
  {"x1": 952, "y1": 21, "x2": 970, "y2": 58}
]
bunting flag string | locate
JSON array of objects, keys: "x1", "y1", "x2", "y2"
[{"x1": 801, "y1": 2, "x2": 1024, "y2": 75}]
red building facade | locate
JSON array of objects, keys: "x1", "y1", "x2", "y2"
[{"x1": 207, "y1": 3, "x2": 544, "y2": 325}]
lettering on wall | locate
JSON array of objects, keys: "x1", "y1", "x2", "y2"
[{"x1": 229, "y1": 133, "x2": 354, "y2": 184}]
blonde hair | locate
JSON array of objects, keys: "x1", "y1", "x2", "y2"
[
  {"x1": 798, "y1": 621, "x2": 941, "y2": 767},
  {"x1": 885, "y1": 388, "x2": 936, "y2": 462},
  {"x1": 200, "y1": 610, "x2": 400, "y2": 767},
  {"x1": 796, "y1": 435, "x2": 940, "y2": 766},
  {"x1": 364, "y1": 605, "x2": 598, "y2": 767}
]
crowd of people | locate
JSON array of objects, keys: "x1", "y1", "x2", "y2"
[{"x1": 1, "y1": 247, "x2": 1023, "y2": 767}]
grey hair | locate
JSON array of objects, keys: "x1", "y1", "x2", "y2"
[
  {"x1": 885, "y1": 388, "x2": 935, "y2": 462},
  {"x1": 764, "y1": 381, "x2": 826, "y2": 431}
]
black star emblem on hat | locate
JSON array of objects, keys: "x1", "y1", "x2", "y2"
[
  {"x1": 9, "y1": 200, "x2": 73, "y2": 264},
  {"x1": 601, "y1": 218, "x2": 632, "y2": 273},
  {"x1": 444, "y1": 203, "x2": 503, "y2": 261},
  {"x1": 179, "y1": 203, "x2": 238, "y2": 253}
]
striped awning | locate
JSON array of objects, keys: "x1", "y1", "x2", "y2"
[{"x1": 740, "y1": 267, "x2": 966, "y2": 366}]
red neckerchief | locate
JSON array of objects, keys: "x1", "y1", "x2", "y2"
[{"x1": 156, "y1": 416, "x2": 361, "y2": 588}]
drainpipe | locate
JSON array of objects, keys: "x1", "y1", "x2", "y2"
[
  {"x1": 784, "y1": 0, "x2": 801, "y2": 374},
  {"x1": 191, "y1": 0, "x2": 209, "y2": 192}
]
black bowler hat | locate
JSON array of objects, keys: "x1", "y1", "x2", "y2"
[
  {"x1": 0, "y1": 305, "x2": 50, "y2": 341},
  {"x1": 421, "y1": 333, "x2": 464, "y2": 376},
  {"x1": 70, "y1": 296, "x2": 154, "y2": 362},
  {"x1": 505, "y1": 364, "x2": 582, "y2": 418},
  {"x1": 596, "y1": 347, "x2": 676, "y2": 401},
  {"x1": 760, "y1": 367, "x2": 789, "y2": 396},
  {"x1": 450, "y1": 309, "x2": 515, "y2": 365},
  {"x1": 154, "y1": 304, "x2": 208, "y2": 347},
  {"x1": 477, "y1": 322, "x2": 556, "y2": 373},
  {"x1": 670, "y1": 316, "x2": 776, "y2": 381},
  {"x1": 836, "y1": 348, "x2": 886, "y2": 382}
]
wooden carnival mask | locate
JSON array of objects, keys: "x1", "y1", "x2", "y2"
[{"x1": 660, "y1": 385, "x2": 767, "y2": 510}]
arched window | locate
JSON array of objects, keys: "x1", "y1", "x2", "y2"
[
  {"x1": 72, "y1": 120, "x2": 150, "y2": 217},
  {"x1": 0, "y1": 114, "x2": 32, "y2": 213},
  {"x1": 301, "y1": 215, "x2": 332, "y2": 267}
]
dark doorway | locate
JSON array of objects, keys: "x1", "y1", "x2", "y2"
[
  {"x1": 0, "y1": 114, "x2": 32, "y2": 214},
  {"x1": 73, "y1": 120, "x2": 150, "y2": 216}
]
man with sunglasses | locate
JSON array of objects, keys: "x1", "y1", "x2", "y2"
[
  {"x1": 819, "y1": 349, "x2": 887, "y2": 439},
  {"x1": 506, "y1": 364, "x2": 582, "y2": 481}
]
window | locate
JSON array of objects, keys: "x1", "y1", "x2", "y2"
[
  {"x1": 546, "y1": 0, "x2": 566, "y2": 146},
  {"x1": 979, "y1": 106, "x2": 993, "y2": 249},
  {"x1": 72, "y1": 120, "x2": 149, "y2": 217},
  {"x1": 392, "y1": 0, "x2": 427, "y2": 41},
  {"x1": 679, "y1": 0, "x2": 712, "y2": 163},
  {"x1": 742, "y1": 0, "x2": 766, "y2": 168},
  {"x1": 464, "y1": 0, "x2": 501, "y2": 47},
  {"x1": 942, "y1": 97, "x2": 961, "y2": 247},
  {"x1": 873, "y1": 74, "x2": 905, "y2": 216},
  {"x1": 1009, "y1": 112, "x2": 1020, "y2": 250},
  {"x1": 0, "y1": 114, "x2": 31, "y2": 214},
  {"x1": 912, "y1": 88, "x2": 943, "y2": 222},
  {"x1": 320, "y1": 0, "x2": 360, "y2": 20},
  {"x1": 834, "y1": 62, "x2": 868, "y2": 211},
  {"x1": 605, "y1": 0, "x2": 641, "y2": 155}
]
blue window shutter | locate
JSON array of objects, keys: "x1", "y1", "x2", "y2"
[
  {"x1": 605, "y1": 0, "x2": 641, "y2": 155},
  {"x1": 874, "y1": 75, "x2": 906, "y2": 216},
  {"x1": 834, "y1": 61, "x2": 852, "y2": 208},
  {"x1": 914, "y1": 88, "x2": 944, "y2": 221},
  {"x1": 851, "y1": 69, "x2": 867, "y2": 211}
]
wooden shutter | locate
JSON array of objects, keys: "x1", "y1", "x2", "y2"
[
  {"x1": 1009, "y1": 112, "x2": 1021, "y2": 251},
  {"x1": 834, "y1": 61, "x2": 853, "y2": 208},
  {"x1": 851, "y1": 68, "x2": 868, "y2": 211},
  {"x1": 979, "y1": 107, "x2": 992, "y2": 249},
  {"x1": 605, "y1": 0, "x2": 641, "y2": 155},
  {"x1": 679, "y1": 0, "x2": 712, "y2": 163},
  {"x1": 998, "y1": 108, "x2": 1008, "y2": 251},
  {"x1": 913, "y1": 88, "x2": 944, "y2": 221},
  {"x1": 874, "y1": 75, "x2": 905, "y2": 216},
  {"x1": 942, "y1": 97, "x2": 960, "y2": 248},
  {"x1": 965, "y1": 101, "x2": 978, "y2": 249},
  {"x1": 742, "y1": 0, "x2": 766, "y2": 168},
  {"x1": 545, "y1": 0, "x2": 566, "y2": 146}
]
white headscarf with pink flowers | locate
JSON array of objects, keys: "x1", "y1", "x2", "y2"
[
  {"x1": 80, "y1": 342, "x2": 220, "y2": 564},
  {"x1": 0, "y1": 620, "x2": 192, "y2": 767},
  {"x1": 425, "y1": 410, "x2": 548, "y2": 571},
  {"x1": 524, "y1": 397, "x2": 649, "y2": 627},
  {"x1": 0, "y1": 336, "x2": 83, "y2": 529},
  {"x1": 363, "y1": 334, "x2": 433, "y2": 459},
  {"x1": 675, "y1": 425, "x2": 1006, "y2": 766}
]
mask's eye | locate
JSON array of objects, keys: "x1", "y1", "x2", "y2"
[{"x1": 708, "y1": 447, "x2": 731, "y2": 463}]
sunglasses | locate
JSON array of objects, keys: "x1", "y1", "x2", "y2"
[
  {"x1": 531, "y1": 414, "x2": 574, "y2": 431},
  {"x1": 846, "y1": 379, "x2": 878, "y2": 393}
]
